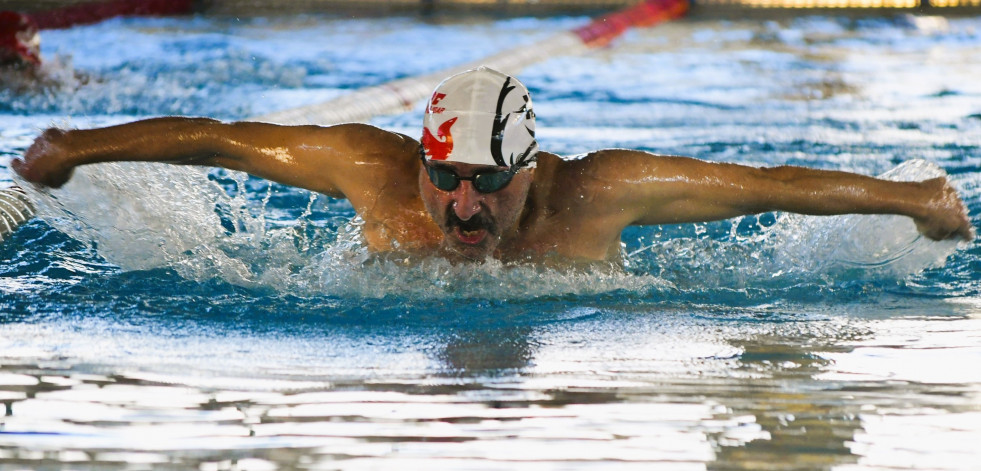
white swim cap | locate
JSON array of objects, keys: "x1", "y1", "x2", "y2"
[{"x1": 422, "y1": 66, "x2": 538, "y2": 168}]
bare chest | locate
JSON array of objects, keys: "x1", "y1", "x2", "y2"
[
  {"x1": 361, "y1": 206, "x2": 443, "y2": 252},
  {"x1": 496, "y1": 213, "x2": 625, "y2": 264}
]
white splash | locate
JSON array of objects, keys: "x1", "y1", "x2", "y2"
[
  {"x1": 18, "y1": 163, "x2": 277, "y2": 286},
  {"x1": 16, "y1": 162, "x2": 668, "y2": 299},
  {"x1": 14, "y1": 159, "x2": 961, "y2": 298},
  {"x1": 765, "y1": 159, "x2": 961, "y2": 280}
]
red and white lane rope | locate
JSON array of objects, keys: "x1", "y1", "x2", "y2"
[{"x1": 257, "y1": 0, "x2": 688, "y2": 125}]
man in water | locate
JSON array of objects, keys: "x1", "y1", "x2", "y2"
[
  {"x1": 0, "y1": 11, "x2": 40, "y2": 68},
  {"x1": 1, "y1": 10, "x2": 93, "y2": 94},
  {"x1": 12, "y1": 67, "x2": 974, "y2": 264},
  {"x1": 0, "y1": 11, "x2": 44, "y2": 91}
]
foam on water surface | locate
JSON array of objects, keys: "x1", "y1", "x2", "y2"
[
  {"x1": 14, "y1": 156, "x2": 961, "y2": 300},
  {"x1": 767, "y1": 159, "x2": 960, "y2": 280},
  {"x1": 15, "y1": 162, "x2": 669, "y2": 299}
]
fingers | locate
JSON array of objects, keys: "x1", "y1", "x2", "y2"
[
  {"x1": 11, "y1": 130, "x2": 74, "y2": 188},
  {"x1": 913, "y1": 192, "x2": 974, "y2": 242},
  {"x1": 951, "y1": 193, "x2": 974, "y2": 242},
  {"x1": 934, "y1": 178, "x2": 974, "y2": 242},
  {"x1": 937, "y1": 212, "x2": 974, "y2": 242},
  {"x1": 9, "y1": 157, "x2": 39, "y2": 184},
  {"x1": 957, "y1": 222, "x2": 975, "y2": 241},
  {"x1": 10, "y1": 154, "x2": 70, "y2": 188}
]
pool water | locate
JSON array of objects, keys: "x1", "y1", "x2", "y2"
[{"x1": 1, "y1": 12, "x2": 980, "y2": 470}]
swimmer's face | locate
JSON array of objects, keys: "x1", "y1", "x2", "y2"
[
  {"x1": 17, "y1": 26, "x2": 40, "y2": 65},
  {"x1": 0, "y1": 12, "x2": 40, "y2": 66},
  {"x1": 419, "y1": 160, "x2": 533, "y2": 260}
]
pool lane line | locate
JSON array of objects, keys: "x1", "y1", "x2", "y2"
[
  {"x1": 1, "y1": 0, "x2": 688, "y2": 243},
  {"x1": 255, "y1": 0, "x2": 689, "y2": 125},
  {"x1": 0, "y1": 186, "x2": 34, "y2": 243}
]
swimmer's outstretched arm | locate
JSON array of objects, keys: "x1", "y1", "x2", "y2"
[
  {"x1": 12, "y1": 117, "x2": 419, "y2": 204},
  {"x1": 568, "y1": 150, "x2": 974, "y2": 241}
]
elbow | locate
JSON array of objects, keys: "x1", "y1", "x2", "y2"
[
  {"x1": 756, "y1": 165, "x2": 803, "y2": 187},
  {"x1": 720, "y1": 167, "x2": 786, "y2": 215},
  {"x1": 178, "y1": 120, "x2": 234, "y2": 166}
]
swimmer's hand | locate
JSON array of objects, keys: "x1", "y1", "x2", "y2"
[
  {"x1": 11, "y1": 128, "x2": 76, "y2": 188},
  {"x1": 913, "y1": 177, "x2": 974, "y2": 242}
]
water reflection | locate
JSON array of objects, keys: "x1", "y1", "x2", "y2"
[
  {"x1": 710, "y1": 336, "x2": 863, "y2": 470},
  {"x1": 2, "y1": 299, "x2": 981, "y2": 469},
  {"x1": 438, "y1": 326, "x2": 537, "y2": 376}
]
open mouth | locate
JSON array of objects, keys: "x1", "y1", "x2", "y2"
[
  {"x1": 454, "y1": 227, "x2": 487, "y2": 245},
  {"x1": 446, "y1": 209, "x2": 494, "y2": 246}
]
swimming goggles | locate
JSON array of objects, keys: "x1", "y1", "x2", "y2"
[{"x1": 423, "y1": 161, "x2": 519, "y2": 194}]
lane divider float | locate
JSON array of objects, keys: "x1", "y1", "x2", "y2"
[
  {"x1": 257, "y1": 0, "x2": 688, "y2": 125},
  {"x1": 0, "y1": 186, "x2": 34, "y2": 242}
]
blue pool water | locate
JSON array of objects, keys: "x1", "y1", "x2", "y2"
[{"x1": 1, "y1": 12, "x2": 980, "y2": 470}]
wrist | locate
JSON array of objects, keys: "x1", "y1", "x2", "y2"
[{"x1": 902, "y1": 180, "x2": 937, "y2": 221}]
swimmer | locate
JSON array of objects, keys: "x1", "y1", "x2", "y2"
[
  {"x1": 0, "y1": 11, "x2": 44, "y2": 89},
  {"x1": 0, "y1": 10, "x2": 91, "y2": 94},
  {"x1": 11, "y1": 67, "x2": 975, "y2": 263},
  {"x1": 0, "y1": 11, "x2": 40, "y2": 68}
]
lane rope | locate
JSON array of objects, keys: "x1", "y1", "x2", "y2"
[
  {"x1": 256, "y1": 0, "x2": 688, "y2": 125},
  {"x1": 0, "y1": 186, "x2": 34, "y2": 242}
]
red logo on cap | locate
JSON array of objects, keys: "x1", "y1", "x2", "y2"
[
  {"x1": 429, "y1": 92, "x2": 446, "y2": 114},
  {"x1": 422, "y1": 117, "x2": 457, "y2": 161}
]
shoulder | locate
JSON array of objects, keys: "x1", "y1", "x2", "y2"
[
  {"x1": 262, "y1": 122, "x2": 420, "y2": 170},
  {"x1": 529, "y1": 150, "x2": 635, "y2": 210},
  {"x1": 520, "y1": 150, "x2": 662, "y2": 258},
  {"x1": 539, "y1": 148, "x2": 673, "y2": 171},
  {"x1": 221, "y1": 121, "x2": 417, "y2": 151},
  {"x1": 327, "y1": 122, "x2": 419, "y2": 148},
  {"x1": 271, "y1": 122, "x2": 419, "y2": 154},
  {"x1": 335, "y1": 124, "x2": 420, "y2": 165},
  {"x1": 534, "y1": 149, "x2": 674, "y2": 190},
  {"x1": 529, "y1": 149, "x2": 694, "y2": 221}
]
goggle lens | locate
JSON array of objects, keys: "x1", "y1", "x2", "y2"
[
  {"x1": 473, "y1": 170, "x2": 514, "y2": 193},
  {"x1": 426, "y1": 165, "x2": 516, "y2": 193},
  {"x1": 427, "y1": 166, "x2": 460, "y2": 191}
]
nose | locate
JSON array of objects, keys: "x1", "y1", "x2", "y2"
[{"x1": 451, "y1": 181, "x2": 483, "y2": 221}]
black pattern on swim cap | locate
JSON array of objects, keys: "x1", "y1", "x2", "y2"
[{"x1": 491, "y1": 77, "x2": 538, "y2": 169}]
